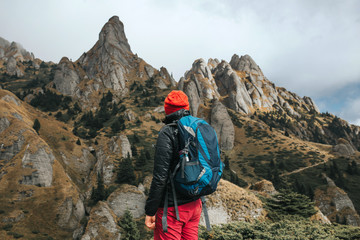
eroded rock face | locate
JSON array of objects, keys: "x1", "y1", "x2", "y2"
[
  {"x1": 0, "y1": 131, "x2": 25, "y2": 164},
  {"x1": 0, "y1": 117, "x2": 10, "y2": 134},
  {"x1": 182, "y1": 79, "x2": 202, "y2": 117},
  {"x1": 210, "y1": 100, "x2": 234, "y2": 150},
  {"x1": 57, "y1": 197, "x2": 85, "y2": 231},
  {"x1": 53, "y1": 57, "x2": 80, "y2": 96},
  {"x1": 160, "y1": 67, "x2": 177, "y2": 87},
  {"x1": 81, "y1": 201, "x2": 121, "y2": 240},
  {"x1": 315, "y1": 176, "x2": 360, "y2": 226},
  {"x1": 20, "y1": 145, "x2": 55, "y2": 187},
  {"x1": 214, "y1": 61, "x2": 252, "y2": 114},
  {"x1": 2, "y1": 94, "x2": 20, "y2": 106},
  {"x1": 303, "y1": 96, "x2": 320, "y2": 113},
  {"x1": 107, "y1": 184, "x2": 146, "y2": 218},
  {"x1": 200, "y1": 179, "x2": 266, "y2": 226},
  {"x1": 60, "y1": 148, "x2": 96, "y2": 185}
]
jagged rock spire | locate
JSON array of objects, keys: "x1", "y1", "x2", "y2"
[{"x1": 78, "y1": 16, "x2": 134, "y2": 92}]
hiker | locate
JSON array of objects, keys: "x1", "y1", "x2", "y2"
[{"x1": 145, "y1": 90, "x2": 202, "y2": 240}]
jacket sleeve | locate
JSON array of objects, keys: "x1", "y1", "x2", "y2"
[{"x1": 145, "y1": 126, "x2": 174, "y2": 216}]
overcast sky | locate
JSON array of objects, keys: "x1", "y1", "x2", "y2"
[{"x1": 1, "y1": 0, "x2": 360, "y2": 125}]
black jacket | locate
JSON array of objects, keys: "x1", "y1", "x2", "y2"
[{"x1": 145, "y1": 109, "x2": 199, "y2": 216}]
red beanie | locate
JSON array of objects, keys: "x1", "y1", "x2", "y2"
[{"x1": 164, "y1": 90, "x2": 190, "y2": 115}]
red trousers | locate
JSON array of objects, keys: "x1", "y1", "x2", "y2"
[{"x1": 154, "y1": 199, "x2": 202, "y2": 240}]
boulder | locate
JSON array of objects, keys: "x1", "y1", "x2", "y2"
[
  {"x1": 81, "y1": 201, "x2": 121, "y2": 240},
  {"x1": 107, "y1": 184, "x2": 146, "y2": 218},
  {"x1": 210, "y1": 100, "x2": 234, "y2": 150}
]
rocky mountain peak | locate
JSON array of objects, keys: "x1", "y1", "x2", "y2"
[
  {"x1": 75, "y1": 16, "x2": 136, "y2": 94},
  {"x1": 98, "y1": 16, "x2": 132, "y2": 60}
]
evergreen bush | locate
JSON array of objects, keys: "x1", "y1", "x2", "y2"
[{"x1": 118, "y1": 210, "x2": 140, "y2": 240}]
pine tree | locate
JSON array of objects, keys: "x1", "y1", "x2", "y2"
[
  {"x1": 118, "y1": 210, "x2": 140, "y2": 240},
  {"x1": 90, "y1": 172, "x2": 106, "y2": 206},
  {"x1": 76, "y1": 138, "x2": 81, "y2": 145},
  {"x1": 351, "y1": 160, "x2": 358, "y2": 175},
  {"x1": 131, "y1": 145, "x2": 138, "y2": 157},
  {"x1": 116, "y1": 155, "x2": 136, "y2": 185},
  {"x1": 136, "y1": 150, "x2": 146, "y2": 169},
  {"x1": 224, "y1": 155, "x2": 230, "y2": 170},
  {"x1": 33, "y1": 119, "x2": 41, "y2": 134}
]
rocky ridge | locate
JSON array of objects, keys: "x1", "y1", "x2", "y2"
[
  {"x1": 180, "y1": 54, "x2": 360, "y2": 151},
  {"x1": 53, "y1": 16, "x2": 176, "y2": 107}
]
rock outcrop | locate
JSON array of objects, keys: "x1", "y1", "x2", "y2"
[
  {"x1": 201, "y1": 179, "x2": 266, "y2": 226},
  {"x1": 107, "y1": 184, "x2": 146, "y2": 219},
  {"x1": 332, "y1": 138, "x2": 356, "y2": 156},
  {"x1": 81, "y1": 201, "x2": 121, "y2": 240},
  {"x1": 251, "y1": 179, "x2": 278, "y2": 197},
  {"x1": 180, "y1": 53, "x2": 321, "y2": 120},
  {"x1": 0, "y1": 37, "x2": 34, "y2": 62},
  {"x1": 210, "y1": 100, "x2": 234, "y2": 150},
  {"x1": 57, "y1": 197, "x2": 85, "y2": 230},
  {"x1": 0, "y1": 37, "x2": 35, "y2": 78},
  {"x1": 53, "y1": 57, "x2": 80, "y2": 96},
  {"x1": 21, "y1": 145, "x2": 55, "y2": 187},
  {"x1": 6, "y1": 56, "x2": 24, "y2": 77},
  {"x1": 51, "y1": 16, "x2": 174, "y2": 107},
  {"x1": 315, "y1": 176, "x2": 360, "y2": 226}
]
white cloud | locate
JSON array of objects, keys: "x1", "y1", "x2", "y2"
[{"x1": 340, "y1": 97, "x2": 360, "y2": 126}]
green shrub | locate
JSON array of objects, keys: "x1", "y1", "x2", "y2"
[
  {"x1": 199, "y1": 219, "x2": 360, "y2": 240},
  {"x1": 265, "y1": 189, "x2": 317, "y2": 220}
]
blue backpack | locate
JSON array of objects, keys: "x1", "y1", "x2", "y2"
[
  {"x1": 162, "y1": 115, "x2": 224, "y2": 232},
  {"x1": 174, "y1": 115, "x2": 223, "y2": 197}
]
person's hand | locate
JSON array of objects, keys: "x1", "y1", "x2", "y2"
[{"x1": 145, "y1": 215, "x2": 156, "y2": 230}]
